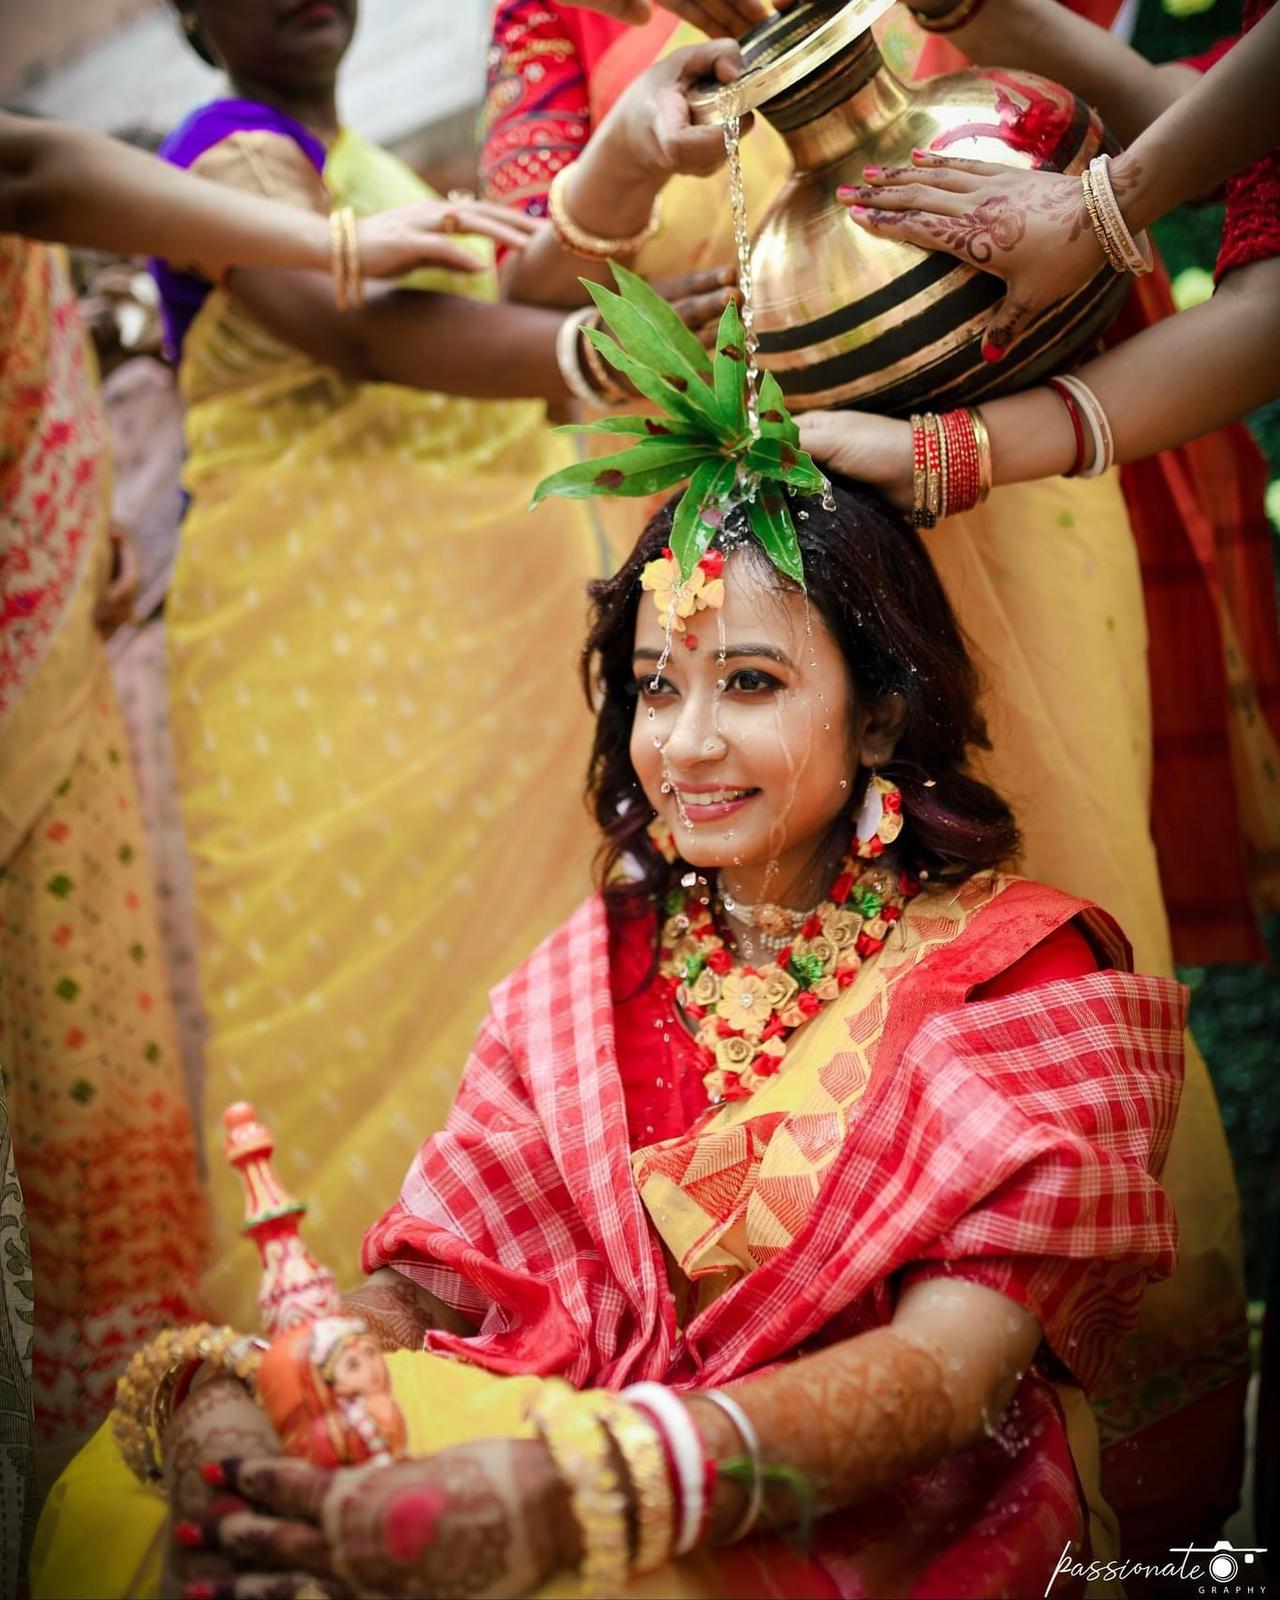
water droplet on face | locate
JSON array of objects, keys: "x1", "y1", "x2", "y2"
[
  {"x1": 652, "y1": 735, "x2": 663, "y2": 748},
  {"x1": 839, "y1": 779, "x2": 848, "y2": 790},
  {"x1": 647, "y1": 706, "x2": 656, "y2": 721},
  {"x1": 681, "y1": 871, "x2": 697, "y2": 888},
  {"x1": 703, "y1": 740, "x2": 718, "y2": 753},
  {"x1": 716, "y1": 678, "x2": 727, "y2": 692},
  {"x1": 661, "y1": 781, "x2": 672, "y2": 794}
]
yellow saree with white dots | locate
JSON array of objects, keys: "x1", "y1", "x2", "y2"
[{"x1": 161, "y1": 117, "x2": 597, "y2": 1328}]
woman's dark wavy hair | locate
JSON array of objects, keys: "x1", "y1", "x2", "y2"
[{"x1": 582, "y1": 474, "x2": 1019, "y2": 923}]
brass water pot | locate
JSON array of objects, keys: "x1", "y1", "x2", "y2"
[{"x1": 689, "y1": 0, "x2": 1130, "y2": 415}]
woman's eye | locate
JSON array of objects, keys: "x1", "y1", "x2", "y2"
[
  {"x1": 635, "y1": 675, "x2": 674, "y2": 699},
  {"x1": 727, "y1": 668, "x2": 781, "y2": 693}
]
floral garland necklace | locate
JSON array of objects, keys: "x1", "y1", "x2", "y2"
[{"x1": 653, "y1": 820, "x2": 919, "y2": 1106}]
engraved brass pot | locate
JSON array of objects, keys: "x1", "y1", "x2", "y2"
[{"x1": 689, "y1": 0, "x2": 1129, "y2": 415}]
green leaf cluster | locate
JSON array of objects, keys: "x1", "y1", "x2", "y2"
[{"x1": 529, "y1": 264, "x2": 827, "y2": 588}]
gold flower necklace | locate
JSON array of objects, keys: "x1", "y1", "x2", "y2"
[{"x1": 658, "y1": 847, "x2": 918, "y2": 1105}]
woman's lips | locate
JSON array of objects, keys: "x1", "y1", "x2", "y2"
[
  {"x1": 285, "y1": 0, "x2": 340, "y2": 25},
  {"x1": 674, "y1": 786, "x2": 759, "y2": 823}
]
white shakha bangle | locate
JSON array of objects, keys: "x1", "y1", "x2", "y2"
[
  {"x1": 555, "y1": 305, "x2": 600, "y2": 406},
  {"x1": 1055, "y1": 372, "x2": 1115, "y2": 478},
  {"x1": 697, "y1": 1388, "x2": 764, "y2": 1545},
  {"x1": 620, "y1": 1382, "x2": 706, "y2": 1556}
]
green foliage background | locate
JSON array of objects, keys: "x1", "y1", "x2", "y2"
[{"x1": 1132, "y1": 0, "x2": 1280, "y2": 1299}]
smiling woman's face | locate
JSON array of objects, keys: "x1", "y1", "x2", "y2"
[{"x1": 629, "y1": 552, "x2": 868, "y2": 895}]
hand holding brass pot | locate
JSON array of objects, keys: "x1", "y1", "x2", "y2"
[{"x1": 688, "y1": 0, "x2": 1131, "y2": 415}]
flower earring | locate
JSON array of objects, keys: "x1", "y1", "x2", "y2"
[
  {"x1": 854, "y1": 773, "x2": 905, "y2": 859},
  {"x1": 646, "y1": 815, "x2": 679, "y2": 864}
]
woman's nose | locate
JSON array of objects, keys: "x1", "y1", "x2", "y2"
[{"x1": 662, "y1": 689, "x2": 727, "y2": 766}]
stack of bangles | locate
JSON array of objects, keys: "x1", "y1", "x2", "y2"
[
  {"x1": 909, "y1": 407, "x2": 992, "y2": 528},
  {"x1": 328, "y1": 204, "x2": 364, "y2": 310},
  {"x1": 530, "y1": 1378, "x2": 765, "y2": 1595},
  {"x1": 1045, "y1": 372, "x2": 1116, "y2": 477},
  {"x1": 112, "y1": 1322, "x2": 268, "y2": 1484},
  {"x1": 1081, "y1": 154, "x2": 1153, "y2": 277},
  {"x1": 556, "y1": 305, "x2": 630, "y2": 407}
]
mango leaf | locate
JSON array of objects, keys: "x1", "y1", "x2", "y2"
[
  {"x1": 748, "y1": 485, "x2": 805, "y2": 588},
  {"x1": 582, "y1": 327, "x2": 715, "y2": 432},
  {"x1": 551, "y1": 415, "x2": 653, "y2": 438},
  {"x1": 552, "y1": 416, "x2": 708, "y2": 446},
  {"x1": 585, "y1": 283, "x2": 720, "y2": 428},
  {"x1": 608, "y1": 262, "x2": 713, "y2": 379},
  {"x1": 670, "y1": 456, "x2": 739, "y2": 580},
  {"x1": 743, "y1": 436, "x2": 828, "y2": 493},
  {"x1": 756, "y1": 370, "x2": 801, "y2": 446},
  {"x1": 530, "y1": 437, "x2": 716, "y2": 507},
  {"x1": 712, "y1": 300, "x2": 749, "y2": 441}
]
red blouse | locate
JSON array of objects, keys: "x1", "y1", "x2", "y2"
[
  {"x1": 610, "y1": 908, "x2": 1099, "y2": 1147},
  {"x1": 481, "y1": 0, "x2": 625, "y2": 215},
  {"x1": 1184, "y1": 0, "x2": 1280, "y2": 278}
]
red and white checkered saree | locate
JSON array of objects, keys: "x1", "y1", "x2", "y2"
[{"x1": 365, "y1": 877, "x2": 1185, "y2": 1597}]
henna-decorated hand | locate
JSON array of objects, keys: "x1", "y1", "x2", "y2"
[
  {"x1": 796, "y1": 410, "x2": 913, "y2": 513},
  {"x1": 193, "y1": 1441, "x2": 574, "y2": 1600},
  {"x1": 164, "y1": 1375, "x2": 284, "y2": 1596},
  {"x1": 839, "y1": 150, "x2": 1127, "y2": 361}
]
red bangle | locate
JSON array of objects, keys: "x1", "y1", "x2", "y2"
[
  {"x1": 938, "y1": 408, "x2": 982, "y2": 515},
  {"x1": 1046, "y1": 378, "x2": 1086, "y2": 477}
]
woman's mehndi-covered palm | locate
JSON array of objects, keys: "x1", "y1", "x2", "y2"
[
  {"x1": 196, "y1": 1442, "x2": 572, "y2": 1600},
  {"x1": 841, "y1": 150, "x2": 1123, "y2": 359},
  {"x1": 356, "y1": 199, "x2": 546, "y2": 280}
]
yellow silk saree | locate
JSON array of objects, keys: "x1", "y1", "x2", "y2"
[{"x1": 157, "y1": 114, "x2": 598, "y2": 1329}]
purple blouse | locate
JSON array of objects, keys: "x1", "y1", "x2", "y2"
[{"x1": 152, "y1": 98, "x2": 328, "y2": 361}]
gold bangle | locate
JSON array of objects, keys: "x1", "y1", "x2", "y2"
[
  {"x1": 529, "y1": 1380, "x2": 630, "y2": 1596},
  {"x1": 112, "y1": 1323, "x2": 266, "y2": 1485},
  {"x1": 329, "y1": 208, "x2": 348, "y2": 310},
  {"x1": 340, "y1": 206, "x2": 364, "y2": 309},
  {"x1": 582, "y1": 1393, "x2": 675, "y2": 1574},
  {"x1": 925, "y1": 412, "x2": 943, "y2": 525},
  {"x1": 967, "y1": 406, "x2": 992, "y2": 502},
  {"x1": 548, "y1": 165, "x2": 663, "y2": 262},
  {"x1": 580, "y1": 316, "x2": 629, "y2": 405}
]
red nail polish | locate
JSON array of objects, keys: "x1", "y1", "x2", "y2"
[
  {"x1": 173, "y1": 1521, "x2": 204, "y2": 1550},
  {"x1": 848, "y1": 205, "x2": 870, "y2": 218},
  {"x1": 200, "y1": 1461, "x2": 227, "y2": 1488},
  {"x1": 980, "y1": 339, "x2": 1007, "y2": 363},
  {"x1": 836, "y1": 185, "x2": 856, "y2": 198},
  {"x1": 862, "y1": 164, "x2": 882, "y2": 177},
  {"x1": 184, "y1": 1584, "x2": 216, "y2": 1600}
]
